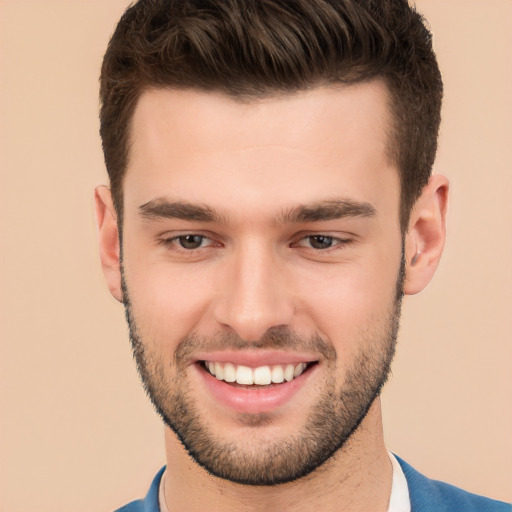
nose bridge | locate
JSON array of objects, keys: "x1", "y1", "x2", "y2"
[{"x1": 213, "y1": 239, "x2": 294, "y2": 341}]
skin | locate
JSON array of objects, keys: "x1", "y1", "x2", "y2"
[{"x1": 96, "y1": 81, "x2": 448, "y2": 511}]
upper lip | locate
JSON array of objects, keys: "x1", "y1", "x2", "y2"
[{"x1": 192, "y1": 350, "x2": 319, "y2": 367}]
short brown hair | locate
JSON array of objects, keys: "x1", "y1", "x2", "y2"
[{"x1": 100, "y1": 0, "x2": 442, "y2": 230}]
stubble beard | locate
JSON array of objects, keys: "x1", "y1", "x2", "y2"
[{"x1": 121, "y1": 259, "x2": 404, "y2": 486}]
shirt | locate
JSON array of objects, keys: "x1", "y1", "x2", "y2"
[{"x1": 158, "y1": 452, "x2": 411, "y2": 512}]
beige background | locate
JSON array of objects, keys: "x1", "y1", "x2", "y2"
[{"x1": 1, "y1": 1, "x2": 511, "y2": 510}]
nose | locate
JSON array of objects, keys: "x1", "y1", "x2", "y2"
[{"x1": 212, "y1": 242, "x2": 295, "y2": 342}]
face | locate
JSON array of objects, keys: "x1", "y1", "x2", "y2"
[{"x1": 120, "y1": 83, "x2": 404, "y2": 485}]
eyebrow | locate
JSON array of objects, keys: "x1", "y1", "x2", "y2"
[
  {"x1": 139, "y1": 197, "x2": 225, "y2": 222},
  {"x1": 138, "y1": 197, "x2": 376, "y2": 224},
  {"x1": 278, "y1": 199, "x2": 376, "y2": 224}
]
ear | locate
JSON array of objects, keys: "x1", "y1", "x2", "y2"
[
  {"x1": 403, "y1": 175, "x2": 449, "y2": 295},
  {"x1": 94, "y1": 186, "x2": 123, "y2": 302}
]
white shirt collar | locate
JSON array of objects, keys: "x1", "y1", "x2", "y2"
[
  {"x1": 159, "y1": 469, "x2": 169, "y2": 512},
  {"x1": 387, "y1": 452, "x2": 411, "y2": 512}
]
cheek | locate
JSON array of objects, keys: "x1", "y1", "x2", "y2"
[
  {"x1": 297, "y1": 254, "x2": 401, "y2": 359},
  {"x1": 124, "y1": 259, "x2": 215, "y2": 344}
]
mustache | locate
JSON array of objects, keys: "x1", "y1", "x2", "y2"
[{"x1": 174, "y1": 326, "x2": 336, "y2": 367}]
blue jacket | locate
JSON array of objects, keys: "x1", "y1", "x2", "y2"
[{"x1": 115, "y1": 457, "x2": 511, "y2": 511}]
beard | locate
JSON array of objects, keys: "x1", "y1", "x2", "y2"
[{"x1": 121, "y1": 256, "x2": 404, "y2": 486}]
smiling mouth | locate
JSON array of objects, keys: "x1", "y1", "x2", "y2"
[{"x1": 200, "y1": 360, "x2": 317, "y2": 387}]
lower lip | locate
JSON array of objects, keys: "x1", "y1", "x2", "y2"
[{"x1": 195, "y1": 363, "x2": 317, "y2": 414}]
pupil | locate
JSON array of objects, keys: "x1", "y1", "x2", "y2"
[
  {"x1": 310, "y1": 235, "x2": 332, "y2": 249},
  {"x1": 179, "y1": 235, "x2": 203, "y2": 249}
]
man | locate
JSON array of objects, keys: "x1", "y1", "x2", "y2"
[{"x1": 95, "y1": 1, "x2": 510, "y2": 511}]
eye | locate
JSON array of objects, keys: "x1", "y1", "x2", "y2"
[
  {"x1": 159, "y1": 233, "x2": 214, "y2": 251},
  {"x1": 291, "y1": 234, "x2": 353, "y2": 252},
  {"x1": 307, "y1": 235, "x2": 335, "y2": 250},
  {"x1": 175, "y1": 234, "x2": 208, "y2": 249}
]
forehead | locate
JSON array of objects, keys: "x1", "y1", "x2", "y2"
[{"x1": 124, "y1": 82, "x2": 398, "y2": 222}]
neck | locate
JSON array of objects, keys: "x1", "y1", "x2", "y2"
[{"x1": 163, "y1": 399, "x2": 392, "y2": 512}]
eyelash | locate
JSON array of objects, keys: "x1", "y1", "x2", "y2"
[
  {"x1": 292, "y1": 234, "x2": 353, "y2": 251},
  {"x1": 158, "y1": 234, "x2": 217, "y2": 252},
  {"x1": 158, "y1": 233, "x2": 353, "y2": 253}
]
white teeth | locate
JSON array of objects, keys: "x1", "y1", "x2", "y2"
[
  {"x1": 271, "y1": 365, "x2": 284, "y2": 383},
  {"x1": 294, "y1": 362, "x2": 306, "y2": 377},
  {"x1": 236, "y1": 365, "x2": 254, "y2": 385},
  {"x1": 214, "y1": 362, "x2": 224, "y2": 380},
  {"x1": 284, "y1": 364, "x2": 295, "y2": 382},
  {"x1": 205, "y1": 361, "x2": 310, "y2": 385},
  {"x1": 253, "y1": 366, "x2": 272, "y2": 385},
  {"x1": 224, "y1": 362, "x2": 236, "y2": 382}
]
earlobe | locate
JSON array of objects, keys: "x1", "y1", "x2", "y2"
[
  {"x1": 94, "y1": 186, "x2": 123, "y2": 302},
  {"x1": 403, "y1": 175, "x2": 449, "y2": 295}
]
